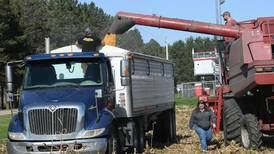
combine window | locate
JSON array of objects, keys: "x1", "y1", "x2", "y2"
[{"x1": 272, "y1": 44, "x2": 274, "y2": 58}]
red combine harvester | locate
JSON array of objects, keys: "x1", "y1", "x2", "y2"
[{"x1": 109, "y1": 12, "x2": 274, "y2": 148}]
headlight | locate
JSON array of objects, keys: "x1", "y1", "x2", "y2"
[
  {"x1": 8, "y1": 132, "x2": 26, "y2": 140},
  {"x1": 79, "y1": 128, "x2": 105, "y2": 139}
]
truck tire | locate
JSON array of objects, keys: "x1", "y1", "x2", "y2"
[
  {"x1": 107, "y1": 126, "x2": 122, "y2": 154},
  {"x1": 153, "y1": 115, "x2": 164, "y2": 143},
  {"x1": 134, "y1": 119, "x2": 145, "y2": 153},
  {"x1": 223, "y1": 98, "x2": 243, "y2": 145},
  {"x1": 240, "y1": 114, "x2": 262, "y2": 149},
  {"x1": 167, "y1": 108, "x2": 176, "y2": 143},
  {"x1": 153, "y1": 109, "x2": 176, "y2": 143}
]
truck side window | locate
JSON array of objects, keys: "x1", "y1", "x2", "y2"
[
  {"x1": 106, "y1": 61, "x2": 113, "y2": 83},
  {"x1": 85, "y1": 63, "x2": 101, "y2": 83}
]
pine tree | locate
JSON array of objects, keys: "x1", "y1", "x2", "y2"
[
  {"x1": 117, "y1": 29, "x2": 144, "y2": 52},
  {"x1": 142, "y1": 39, "x2": 164, "y2": 58}
]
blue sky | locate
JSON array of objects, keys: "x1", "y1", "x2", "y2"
[{"x1": 81, "y1": 0, "x2": 274, "y2": 45}]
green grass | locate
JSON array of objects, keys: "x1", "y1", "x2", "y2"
[
  {"x1": 0, "y1": 115, "x2": 11, "y2": 140},
  {"x1": 176, "y1": 95, "x2": 198, "y2": 107}
]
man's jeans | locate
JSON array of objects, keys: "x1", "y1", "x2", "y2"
[{"x1": 194, "y1": 125, "x2": 212, "y2": 150}]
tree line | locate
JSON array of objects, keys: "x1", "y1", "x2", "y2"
[
  {"x1": 0, "y1": 0, "x2": 216, "y2": 84},
  {"x1": 0, "y1": 0, "x2": 111, "y2": 62}
]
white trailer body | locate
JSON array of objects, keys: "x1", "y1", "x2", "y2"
[{"x1": 100, "y1": 45, "x2": 175, "y2": 118}]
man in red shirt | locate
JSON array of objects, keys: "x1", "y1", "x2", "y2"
[
  {"x1": 222, "y1": 11, "x2": 237, "y2": 69},
  {"x1": 223, "y1": 11, "x2": 237, "y2": 44}
]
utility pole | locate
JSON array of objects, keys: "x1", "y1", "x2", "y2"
[
  {"x1": 216, "y1": 0, "x2": 225, "y2": 24},
  {"x1": 165, "y1": 38, "x2": 169, "y2": 60},
  {"x1": 215, "y1": 0, "x2": 225, "y2": 40},
  {"x1": 219, "y1": 0, "x2": 225, "y2": 24},
  {"x1": 215, "y1": 0, "x2": 220, "y2": 25}
]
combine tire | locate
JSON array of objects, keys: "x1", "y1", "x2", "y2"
[
  {"x1": 240, "y1": 114, "x2": 262, "y2": 149},
  {"x1": 223, "y1": 98, "x2": 243, "y2": 145}
]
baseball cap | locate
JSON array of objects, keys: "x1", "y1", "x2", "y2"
[{"x1": 222, "y1": 11, "x2": 231, "y2": 17}]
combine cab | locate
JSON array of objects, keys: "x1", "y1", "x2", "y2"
[{"x1": 192, "y1": 48, "x2": 220, "y2": 100}]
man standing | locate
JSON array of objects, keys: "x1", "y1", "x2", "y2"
[
  {"x1": 222, "y1": 11, "x2": 237, "y2": 47},
  {"x1": 222, "y1": 11, "x2": 237, "y2": 69},
  {"x1": 76, "y1": 28, "x2": 102, "y2": 52}
]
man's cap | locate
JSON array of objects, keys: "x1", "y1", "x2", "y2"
[
  {"x1": 222, "y1": 11, "x2": 231, "y2": 17},
  {"x1": 84, "y1": 28, "x2": 92, "y2": 35}
]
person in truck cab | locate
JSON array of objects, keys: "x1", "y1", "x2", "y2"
[
  {"x1": 189, "y1": 100, "x2": 216, "y2": 152},
  {"x1": 76, "y1": 28, "x2": 102, "y2": 52}
]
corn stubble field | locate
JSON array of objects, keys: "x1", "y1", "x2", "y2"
[
  {"x1": 144, "y1": 106, "x2": 274, "y2": 154},
  {"x1": 0, "y1": 106, "x2": 274, "y2": 154}
]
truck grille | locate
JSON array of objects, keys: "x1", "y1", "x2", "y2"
[{"x1": 28, "y1": 108, "x2": 78, "y2": 135}]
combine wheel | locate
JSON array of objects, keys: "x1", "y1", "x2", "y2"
[
  {"x1": 223, "y1": 98, "x2": 243, "y2": 145},
  {"x1": 240, "y1": 114, "x2": 262, "y2": 149}
]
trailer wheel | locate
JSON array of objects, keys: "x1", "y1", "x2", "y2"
[
  {"x1": 168, "y1": 108, "x2": 176, "y2": 143},
  {"x1": 240, "y1": 114, "x2": 262, "y2": 149},
  {"x1": 153, "y1": 109, "x2": 176, "y2": 143},
  {"x1": 223, "y1": 98, "x2": 243, "y2": 145},
  {"x1": 134, "y1": 119, "x2": 145, "y2": 153}
]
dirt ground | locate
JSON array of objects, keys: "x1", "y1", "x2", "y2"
[{"x1": 144, "y1": 106, "x2": 274, "y2": 154}]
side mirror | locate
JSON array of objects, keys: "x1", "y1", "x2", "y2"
[
  {"x1": 120, "y1": 59, "x2": 129, "y2": 86},
  {"x1": 6, "y1": 64, "x2": 14, "y2": 102},
  {"x1": 120, "y1": 59, "x2": 129, "y2": 77},
  {"x1": 5, "y1": 60, "x2": 23, "y2": 103}
]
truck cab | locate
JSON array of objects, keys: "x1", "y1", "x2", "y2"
[{"x1": 7, "y1": 51, "x2": 114, "y2": 153}]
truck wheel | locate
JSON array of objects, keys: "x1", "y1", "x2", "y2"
[
  {"x1": 107, "y1": 127, "x2": 122, "y2": 154},
  {"x1": 223, "y1": 98, "x2": 243, "y2": 145},
  {"x1": 134, "y1": 119, "x2": 145, "y2": 153},
  {"x1": 153, "y1": 109, "x2": 176, "y2": 143},
  {"x1": 168, "y1": 108, "x2": 176, "y2": 143},
  {"x1": 240, "y1": 114, "x2": 262, "y2": 149},
  {"x1": 153, "y1": 116, "x2": 164, "y2": 143}
]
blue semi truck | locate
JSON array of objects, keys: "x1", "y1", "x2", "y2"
[{"x1": 6, "y1": 45, "x2": 176, "y2": 154}]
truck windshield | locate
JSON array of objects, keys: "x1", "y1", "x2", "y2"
[{"x1": 23, "y1": 58, "x2": 104, "y2": 89}]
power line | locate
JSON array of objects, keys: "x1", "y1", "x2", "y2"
[{"x1": 137, "y1": 26, "x2": 167, "y2": 45}]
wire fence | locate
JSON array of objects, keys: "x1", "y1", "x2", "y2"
[{"x1": 177, "y1": 80, "x2": 218, "y2": 98}]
